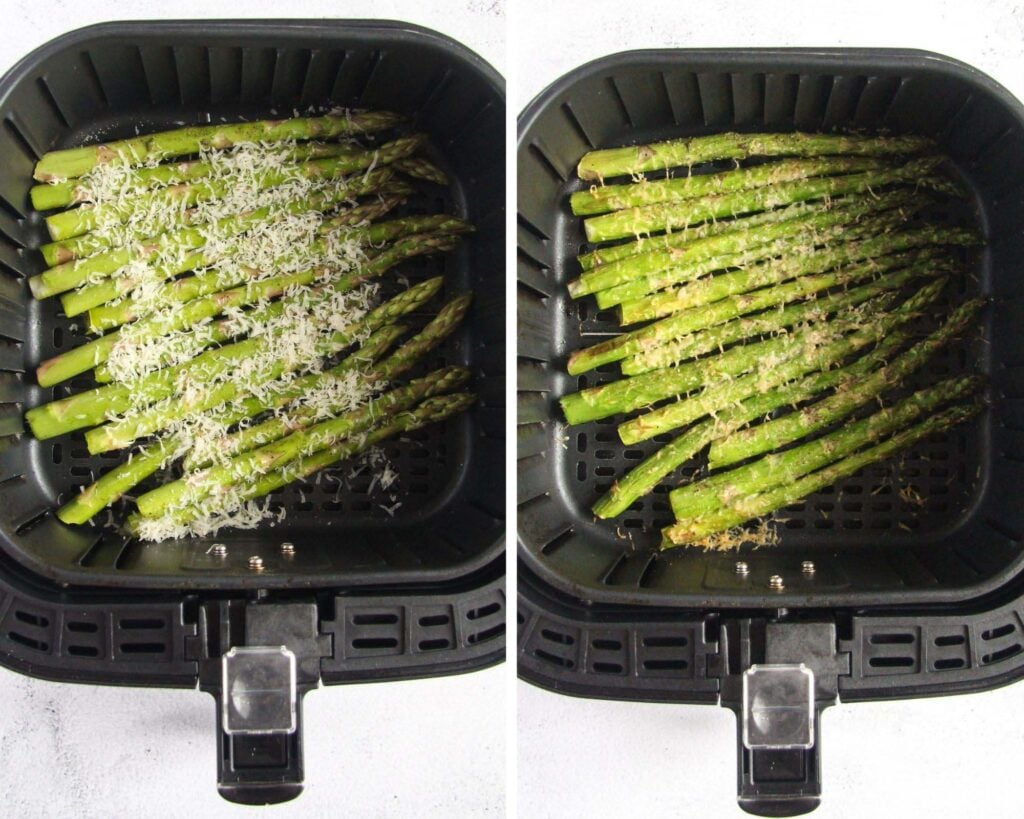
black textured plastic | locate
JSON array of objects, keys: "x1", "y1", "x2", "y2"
[
  {"x1": 518, "y1": 564, "x2": 1024, "y2": 704},
  {"x1": 0, "y1": 20, "x2": 505, "y2": 589},
  {"x1": 518, "y1": 49, "x2": 1024, "y2": 608}
]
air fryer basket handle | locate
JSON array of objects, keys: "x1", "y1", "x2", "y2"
[
  {"x1": 213, "y1": 688, "x2": 307, "y2": 805},
  {"x1": 734, "y1": 705, "x2": 824, "y2": 817}
]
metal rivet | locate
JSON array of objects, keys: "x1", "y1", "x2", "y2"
[
  {"x1": 735, "y1": 561, "x2": 750, "y2": 576},
  {"x1": 802, "y1": 560, "x2": 816, "y2": 575},
  {"x1": 280, "y1": 542, "x2": 295, "y2": 556},
  {"x1": 769, "y1": 574, "x2": 785, "y2": 591},
  {"x1": 248, "y1": 555, "x2": 264, "y2": 572},
  {"x1": 210, "y1": 543, "x2": 227, "y2": 558}
]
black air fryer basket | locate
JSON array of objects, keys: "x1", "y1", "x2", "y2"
[
  {"x1": 0, "y1": 19, "x2": 505, "y2": 804},
  {"x1": 517, "y1": 48, "x2": 1024, "y2": 815}
]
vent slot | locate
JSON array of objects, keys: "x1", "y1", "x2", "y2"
[
  {"x1": 868, "y1": 656, "x2": 915, "y2": 668},
  {"x1": 467, "y1": 602, "x2": 501, "y2": 621},
  {"x1": 869, "y1": 633, "x2": 915, "y2": 645},
  {"x1": 982, "y1": 644, "x2": 1023, "y2": 665},
  {"x1": 541, "y1": 628, "x2": 574, "y2": 645},
  {"x1": 351, "y1": 637, "x2": 399, "y2": 650},
  {"x1": 418, "y1": 638, "x2": 451, "y2": 651},
  {"x1": 352, "y1": 613, "x2": 399, "y2": 626},
  {"x1": 468, "y1": 623, "x2": 505, "y2": 645},
  {"x1": 14, "y1": 610, "x2": 48, "y2": 627},
  {"x1": 8, "y1": 631, "x2": 47, "y2": 651},
  {"x1": 118, "y1": 617, "x2": 165, "y2": 630},
  {"x1": 982, "y1": 623, "x2": 1016, "y2": 641},
  {"x1": 119, "y1": 642, "x2": 166, "y2": 654},
  {"x1": 534, "y1": 648, "x2": 574, "y2": 669}
]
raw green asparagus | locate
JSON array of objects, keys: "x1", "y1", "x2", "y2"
[
  {"x1": 33, "y1": 111, "x2": 403, "y2": 181},
  {"x1": 136, "y1": 366, "x2": 470, "y2": 517}
]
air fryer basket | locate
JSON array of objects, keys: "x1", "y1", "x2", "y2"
[
  {"x1": 0, "y1": 20, "x2": 505, "y2": 805},
  {"x1": 0, "y1": 20, "x2": 505, "y2": 589},
  {"x1": 518, "y1": 48, "x2": 1024, "y2": 609},
  {"x1": 518, "y1": 48, "x2": 1024, "y2": 817}
]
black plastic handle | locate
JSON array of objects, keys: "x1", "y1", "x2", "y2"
[
  {"x1": 213, "y1": 690, "x2": 306, "y2": 805},
  {"x1": 734, "y1": 705, "x2": 823, "y2": 817}
]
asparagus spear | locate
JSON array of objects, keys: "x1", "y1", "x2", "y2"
[
  {"x1": 670, "y1": 375, "x2": 983, "y2": 521},
  {"x1": 84, "y1": 207, "x2": 456, "y2": 331},
  {"x1": 595, "y1": 210, "x2": 902, "y2": 310},
  {"x1": 393, "y1": 157, "x2": 449, "y2": 185},
  {"x1": 708, "y1": 298, "x2": 986, "y2": 468},
  {"x1": 38, "y1": 224, "x2": 466, "y2": 386},
  {"x1": 181, "y1": 286, "x2": 469, "y2": 470},
  {"x1": 662, "y1": 401, "x2": 982, "y2": 546},
  {"x1": 619, "y1": 259, "x2": 942, "y2": 376},
  {"x1": 577, "y1": 199, "x2": 833, "y2": 271},
  {"x1": 43, "y1": 135, "x2": 424, "y2": 241},
  {"x1": 40, "y1": 180, "x2": 407, "y2": 266},
  {"x1": 59, "y1": 296, "x2": 454, "y2": 523},
  {"x1": 25, "y1": 278, "x2": 444, "y2": 440},
  {"x1": 128, "y1": 393, "x2": 476, "y2": 539},
  {"x1": 56, "y1": 440, "x2": 173, "y2": 525},
  {"x1": 571, "y1": 156, "x2": 889, "y2": 215},
  {"x1": 31, "y1": 140, "x2": 364, "y2": 211},
  {"x1": 563, "y1": 277, "x2": 941, "y2": 428},
  {"x1": 617, "y1": 280, "x2": 945, "y2": 445},
  {"x1": 618, "y1": 225, "x2": 977, "y2": 325},
  {"x1": 31, "y1": 168, "x2": 394, "y2": 302},
  {"x1": 569, "y1": 188, "x2": 921, "y2": 298},
  {"x1": 41, "y1": 269, "x2": 310, "y2": 387},
  {"x1": 33, "y1": 111, "x2": 403, "y2": 181},
  {"x1": 583, "y1": 157, "x2": 942, "y2": 243},
  {"x1": 590, "y1": 332, "x2": 908, "y2": 519},
  {"x1": 561, "y1": 313, "x2": 844, "y2": 427},
  {"x1": 576, "y1": 131, "x2": 935, "y2": 181},
  {"x1": 89, "y1": 231, "x2": 459, "y2": 384},
  {"x1": 85, "y1": 292, "x2": 471, "y2": 453},
  {"x1": 566, "y1": 247, "x2": 944, "y2": 376},
  {"x1": 137, "y1": 366, "x2": 470, "y2": 517}
]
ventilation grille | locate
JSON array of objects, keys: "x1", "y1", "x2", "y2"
[
  {"x1": 0, "y1": 584, "x2": 194, "y2": 673},
  {"x1": 519, "y1": 604, "x2": 715, "y2": 691},
  {"x1": 320, "y1": 580, "x2": 505, "y2": 678},
  {"x1": 853, "y1": 611, "x2": 1024, "y2": 682}
]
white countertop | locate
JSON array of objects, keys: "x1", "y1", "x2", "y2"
[
  {"x1": 515, "y1": 1, "x2": 1024, "y2": 817},
  {"x1": 0, "y1": 1, "x2": 504, "y2": 816}
]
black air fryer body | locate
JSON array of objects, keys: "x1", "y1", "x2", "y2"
[
  {"x1": 517, "y1": 48, "x2": 1024, "y2": 816},
  {"x1": 0, "y1": 19, "x2": 505, "y2": 804}
]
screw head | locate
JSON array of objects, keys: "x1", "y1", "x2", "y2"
[
  {"x1": 248, "y1": 555, "x2": 265, "y2": 572},
  {"x1": 280, "y1": 541, "x2": 296, "y2": 555},
  {"x1": 802, "y1": 560, "x2": 816, "y2": 575},
  {"x1": 735, "y1": 561, "x2": 750, "y2": 576},
  {"x1": 769, "y1": 574, "x2": 785, "y2": 591},
  {"x1": 210, "y1": 543, "x2": 227, "y2": 558}
]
